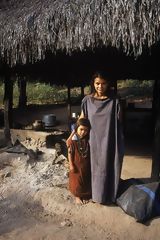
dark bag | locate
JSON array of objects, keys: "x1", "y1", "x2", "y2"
[{"x1": 116, "y1": 182, "x2": 160, "y2": 223}]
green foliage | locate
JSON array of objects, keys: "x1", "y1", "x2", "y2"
[
  {"x1": 0, "y1": 80, "x2": 154, "y2": 108},
  {"x1": 26, "y1": 83, "x2": 67, "y2": 104},
  {"x1": 117, "y1": 79, "x2": 154, "y2": 99},
  {"x1": 84, "y1": 85, "x2": 91, "y2": 95},
  {"x1": 117, "y1": 79, "x2": 154, "y2": 88},
  {"x1": 13, "y1": 82, "x2": 20, "y2": 106},
  {"x1": 0, "y1": 82, "x2": 87, "y2": 107}
]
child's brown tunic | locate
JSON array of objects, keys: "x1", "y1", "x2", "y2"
[{"x1": 69, "y1": 138, "x2": 91, "y2": 199}]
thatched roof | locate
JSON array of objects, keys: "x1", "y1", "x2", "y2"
[{"x1": 0, "y1": 0, "x2": 160, "y2": 66}]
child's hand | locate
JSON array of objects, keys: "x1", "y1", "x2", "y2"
[
  {"x1": 66, "y1": 130, "x2": 75, "y2": 147},
  {"x1": 70, "y1": 165, "x2": 76, "y2": 173}
]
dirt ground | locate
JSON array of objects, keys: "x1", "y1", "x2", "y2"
[
  {"x1": 0, "y1": 150, "x2": 157, "y2": 240},
  {"x1": 0, "y1": 103, "x2": 159, "y2": 240}
]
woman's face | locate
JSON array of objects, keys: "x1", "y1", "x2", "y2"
[
  {"x1": 77, "y1": 125, "x2": 89, "y2": 138},
  {"x1": 94, "y1": 77, "x2": 108, "y2": 96}
]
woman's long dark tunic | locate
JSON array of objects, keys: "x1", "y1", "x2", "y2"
[{"x1": 81, "y1": 95, "x2": 124, "y2": 204}]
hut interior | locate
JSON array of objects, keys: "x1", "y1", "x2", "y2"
[
  {"x1": 0, "y1": 46, "x2": 157, "y2": 144},
  {"x1": 0, "y1": 0, "x2": 160, "y2": 178}
]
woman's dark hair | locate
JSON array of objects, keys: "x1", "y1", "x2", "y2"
[
  {"x1": 90, "y1": 71, "x2": 112, "y2": 94},
  {"x1": 75, "y1": 118, "x2": 91, "y2": 131}
]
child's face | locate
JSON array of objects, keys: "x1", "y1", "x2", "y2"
[{"x1": 77, "y1": 125, "x2": 89, "y2": 138}]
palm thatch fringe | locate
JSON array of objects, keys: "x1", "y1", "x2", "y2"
[{"x1": 0, "y1": 0, "x2": 160, "y2": 66}]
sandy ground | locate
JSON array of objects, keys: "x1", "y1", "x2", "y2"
[
  {"x1": 0, "y1": 103, "x2": 159, "y2": 240},
  {"x1": 0, "y1": 150, "x2": 157, "y2": 240}
]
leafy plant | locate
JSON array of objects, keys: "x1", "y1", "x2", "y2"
[{"x1": 0, "y1": 79, "x2": 154, "y2": 108}]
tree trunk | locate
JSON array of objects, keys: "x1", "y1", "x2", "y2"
[{"x1": 3, "y1": 72, "x2": 13, "y2": 146}]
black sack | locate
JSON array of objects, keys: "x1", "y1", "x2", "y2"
[
  {"x1": 117, "y1": 178, "x2": 144, "y2": 198},
  {"x1": 116, "y1": 181, "x2": 160, "y2": 223}
]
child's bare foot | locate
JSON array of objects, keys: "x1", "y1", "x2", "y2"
[
  {"x1": 75, "y1": 197, "x2": 83, "y2": 204},
  {"x1": 82, "y1": 199, "x2": 89, "y2": 204}
]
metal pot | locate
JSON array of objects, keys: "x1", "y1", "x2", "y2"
[
  {"x1": 42, "y1": 114, "x2": 56, "y2": 127},
  {"x1": 32, "y1": 120, "x2": 44, "y2": 131}
]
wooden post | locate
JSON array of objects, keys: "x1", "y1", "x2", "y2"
[
  {"x1": 3, "y1": 72, "x2": 13, "y2": 146},
  {"x1": 67, "y1": 86, "x2": 71, "y2": 131},
  {"x1": 18, "y1": 76, "x2": 27, "y2": 108},
  {"x1": 80, "y1": 86, "x2": 84, "y2": 100},
  {"x1": 120, "y1": 98, "x2": 126, "y2": 136},
  {"x1": 113, "y1": 79, "x2": 117, "y2": 93},
  {"x1": 151, "y1": 80, "x2": 160, "y2": 180},
  {"x1": 151, "y1": 113, "x2": 160, "y2": 180},
  {"x1": 152, "y1": 80, "x2": 160, "y2": 126}
]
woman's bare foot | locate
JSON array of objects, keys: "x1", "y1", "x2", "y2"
[{"x1": 75, "y1": 197, "x2": 83, "y2": 204}]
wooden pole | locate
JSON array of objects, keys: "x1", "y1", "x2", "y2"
[
  {"x1": 18, "y1": 76, "x2": 27, "y2": 108},
  {"x1": 151, "y1": 80, "x2": 160, "y2": 180},
  {"x1": 152, "y1": 80, "x2": 160, "y2": 126},
  {"x1": 113, "y1": 79, "x2": 117, "y2": 93},
  {"x1": 3, "y1": 72, "x2": 13, "y2": 146},
  {"x1": 67, "y1": 86, "x2": 71, "y2": 131},
  {"x1": 151, "y1": 115, "x2": 160, "y2": 180},
  {"x1": 80, "y1": 86, "x2": 84, "y2": 100}
]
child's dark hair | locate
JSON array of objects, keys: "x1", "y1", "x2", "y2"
[{"x1": 75, "y1": 118, "x2": 91, "y2": 131}]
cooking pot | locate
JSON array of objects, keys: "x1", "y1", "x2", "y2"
[
  {"x1": 32, "y1": 120, "x2": 44, "y2": 131},
  {"x1": 42, "y1": 114, "x2": 56, "y2": 127}
]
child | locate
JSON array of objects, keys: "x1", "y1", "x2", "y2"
[{"x1": 68, "y1": 118, "x2": 91, "y2": 204}]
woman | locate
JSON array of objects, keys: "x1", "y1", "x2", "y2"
[{"x1": 67, "y1": 71, "x2": 124, "y2": 204}]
